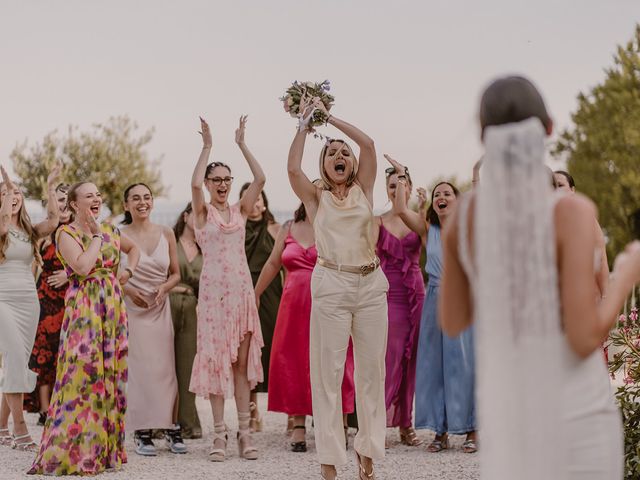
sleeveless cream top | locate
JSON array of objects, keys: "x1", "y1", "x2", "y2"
[{"x1": 313, "y1": 184, "x2": 377, "y2": 266}]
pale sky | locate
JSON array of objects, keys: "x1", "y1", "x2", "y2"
[{"x1": 1, "y1": 0, "x2": 638, "y2": 210}]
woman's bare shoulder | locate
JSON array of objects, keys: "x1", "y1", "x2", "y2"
[{"x1": 555, "y1": 193, "x2": 596, "y2": 223}]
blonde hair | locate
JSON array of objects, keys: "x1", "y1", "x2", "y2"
[
  {"x1": 0, "y1": 182, "x2": 40, "y2": 264},
  {"x1": 66, "y1": 181, "x2": 92, "y2": 220},
  {"x1": 318, "y1": 139, "x2": 358, "y2": 191}
]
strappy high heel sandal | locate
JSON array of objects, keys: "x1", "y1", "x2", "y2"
[
  {"x1": 427, "y1": 433, "x2": 449, "y2": 453},
  {"x1": 399, "y1": 427, "x2": 423, "y2": 446},
  {"x1": 0, "y1": 428, "x2": 12, "y2": 446},
  {"x1": 249, "y1": 401, "x2": 263, "y2": 433},
  {"x1": 237, "y1": 430, "x2": 258, "y2": 460},
  {"x1": 237, "y1": 411, "x2": 258, "y2": 460},
  {"x1": 320, "y1": 465, "x2": 339, "y2": 480},
  {"x1": 290, "y1": 425, "x2": 307, "y2": 452},
  {"x1": 462, "y1": 438, "x2": 478, "y2": 453},
  {"x1": 209, "y1": 427, "x2": 228, "y2": 462},
  {"x1": 355, "y1": 451, "x2": 375, "y2": 480},
  {"x1": 11, "y1": 433, "x2": 38, "y2": 452}
]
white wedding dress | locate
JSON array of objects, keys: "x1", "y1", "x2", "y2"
[{"x1": 457, "y1": 118, "x2": 623, "y2": 480}]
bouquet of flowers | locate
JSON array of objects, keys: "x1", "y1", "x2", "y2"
[{"x1": 281, "y1": 80, "x2": 334, "y2": 128}]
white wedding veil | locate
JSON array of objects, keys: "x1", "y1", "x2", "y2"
[{"x1": 471, "y1": 117, "x2": 566, "y2": 479}]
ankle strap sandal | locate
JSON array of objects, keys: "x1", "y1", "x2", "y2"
[
  {"x1": 12, "y1": 433, "x2": 38, "y2": 452},
  {"x1": 237, "y1": 429, "x2": 258, "y2": 460},
  {"x1": 290, "y1": 425, "x2": 307, "y2": 453},
  {"x1": 0, "y1": 428, "x2": 12, "y2": 446},
  {"x1": 209, "y1": 429, "x2": 227, "y2": 462}
]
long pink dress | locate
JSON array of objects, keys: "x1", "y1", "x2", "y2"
[
  {"x1": 189, "y1": 203, "x2": 263, "y2": 398},
  {"x1": 124, "y1": 233, "x2": 178, "y2": 431},
  {"x1": 377, "y1": 224, "x2": 425, "y2": 428},
  {"x1": 268, "y1": 231, "x2": 355, "y2": 416}
]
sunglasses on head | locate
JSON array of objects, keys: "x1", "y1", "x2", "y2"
[{"x1": 385, "y1": 166, "x2": 409, "y2": 176}]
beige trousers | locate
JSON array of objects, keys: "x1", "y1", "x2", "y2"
[{"x1": 310, "y1": 265, "x2": 389, "y2": 466}]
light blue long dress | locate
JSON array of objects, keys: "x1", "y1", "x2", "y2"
[{"x1": 414, "y1": 225, "x2": 476, "y2": 435}]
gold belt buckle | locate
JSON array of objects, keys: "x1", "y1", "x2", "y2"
[{"x1": 360, "y1": 261, "x2": 376, "y2": 276}]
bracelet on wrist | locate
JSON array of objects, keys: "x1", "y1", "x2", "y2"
[
  {"x1": 325, "y1": 114, "x2": 333, "y2": 125},
  {"x1": 92, "y1": 234, "x2": 102, "y2": 240},
  {"x1": 124, "y1": 267, "x2": 134, "y2": 278}
]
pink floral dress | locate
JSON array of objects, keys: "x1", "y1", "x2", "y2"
[{"x1": 189, "y1": 203, "x2": 263, "y2": 398}]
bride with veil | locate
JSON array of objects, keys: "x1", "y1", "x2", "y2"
[{"x1": 439, "y1": 75, "x2": 640, "y2": 479}]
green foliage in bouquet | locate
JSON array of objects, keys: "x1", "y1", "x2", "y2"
[
  {"x1": 281, "y1": 80, "x2": 334, "y2": 127},
  {"x1": 608, "y1": 303, "x2": 640, "y2": 479}
]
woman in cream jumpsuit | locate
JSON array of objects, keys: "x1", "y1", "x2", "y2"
[{"x1": 287, "y1": 97, "x2": 388, "y2": 480}]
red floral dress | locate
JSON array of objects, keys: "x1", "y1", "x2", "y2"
[{"x1": 24, "y1": 239, "x2": 67, "y2": 413}]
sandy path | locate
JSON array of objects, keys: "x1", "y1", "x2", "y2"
[{"x1": 1, "y1": 394, "x2": 479, "y2": 479}]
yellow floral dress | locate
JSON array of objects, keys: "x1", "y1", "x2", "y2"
[{"x1": 29, "y1": 223, "x2": 128, "y2": 476}]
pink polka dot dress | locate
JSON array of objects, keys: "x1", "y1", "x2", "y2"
[{"x1": 189, "y1": 203, "x2": 263, "y2": 398}]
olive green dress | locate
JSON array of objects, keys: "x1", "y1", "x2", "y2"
[
  {"x1": 245, "y1": 219, "x2": 283, "y2": 392},
  {"x1": 170, "y1": 241, "x2": 202, "y2": 438}
]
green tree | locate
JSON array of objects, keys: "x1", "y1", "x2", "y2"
[
  {"x1": 11, "y1": 116, "x2": 166, "y2": 216},
  {"x1": 553, "y1": 25, "x2": 640, "y2": 259}
]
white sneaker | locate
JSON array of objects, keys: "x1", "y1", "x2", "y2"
[
  {"x1": 165, "y1": 425, "x2": 188, "y2": 454},
  {"x1": 134, "y1": 430, "x2": 157, "y2": 456}
]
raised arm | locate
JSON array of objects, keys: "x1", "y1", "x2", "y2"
[
  {"x1": 384, "y1": 155, "x2": 427, "y2": 237},
  {"x1": 0, "y1": 166, "x2": 16, "y2": 237},
  {"x1": 416, "y1": 187, "x2": 429, "y2": 223},
  {"x1": 236, "y1": 116, "x2": 267, "y2": 216},
  {"x1": 287, "y1": 129, "x2": 320, "y2": 218},
  {"x1": 254, "y1": 221, "x2": 288, "y2": 302},
  {"x1": 191, "y1": 117, "x2": 212, "y2": 229},
  {"x1": 312, "y1": 97, "x2": 376, "y2": 199},
  {"x1": 34, "y1": 161, "x2": 62, "y2": 238}
]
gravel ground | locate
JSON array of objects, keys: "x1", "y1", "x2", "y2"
[{"x1": 1, "y1": 394, "x2": 479, "y2": 479}]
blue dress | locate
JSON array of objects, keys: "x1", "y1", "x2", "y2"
[{"x1": 414, "y1": 225, "x2": 476, "y2": 435}]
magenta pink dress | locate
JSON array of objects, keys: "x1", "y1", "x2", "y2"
[
  {"x1": 189, "y1": 203, "x2": 263, "y2": 398},
  {"x1": 268, "y1": 231, "x2": 355, "y2": 416},
  {"x1": 377, "y1": 224, "x2": 425, "y2": 428}
]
